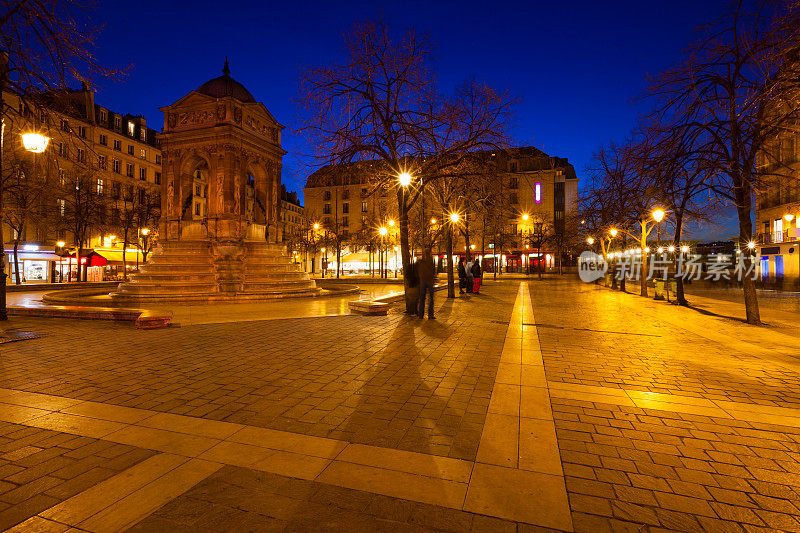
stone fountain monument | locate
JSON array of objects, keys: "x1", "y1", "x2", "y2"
[{"x1": 113, "y1": 61, "x2": 318, "y2": 301}]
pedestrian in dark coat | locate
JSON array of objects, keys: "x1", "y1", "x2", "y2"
[
  {"x1": 472, "y1": 258, "x2": 483, "y2": 294},
  {"x1": 457, "y1": 257, "x2": 467, "y2": 294},
  {"x1": 416, "y1": 248, "x2": 436, "y2": 319}
]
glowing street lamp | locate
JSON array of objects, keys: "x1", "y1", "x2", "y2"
[
  {"x1": 667, "y1": 245, "x2": 675, "y2": 253},
  {"x1": 21, "y1": 132, "x2": 50, "y2": 153},
  {"x1": 141, "y1": 228, "x2": 150, "y2": 236},
  {"x1": 681, "y1": 245, "x2": 689, "y2": 253},
  {"x1": 398, "y1": 172, "x2": 412, "y2": 187},
  {"x1": 785, "y1": 214, "x2": 795, "y2": 222},
  {"x1": 748, "y1": 241, "x2": 756, "y2": 250},
  {"x1": 379, "y1": 226, "x2": 388, "y2": 236},
  {"x1": 609, "y1": 228, "x2": 618, "y2": 237},
  {"x1": 56, "y1": 241, "x2": 66, "y2": 248},
  {"x1": 657, "y1": 247, "x2": 664, "y2": 254},
  {"x1": 522, "y1": 213, "x2": 529, "y2": 221},
  {"x1": 430, "y1": 218, "x2": 437, "y2": 224},
  {"x1": 449, "y1": 212, "x2": 460, "y2": 223},
  {"x1": 313, "y1": 223, "x2": 320, "y2": 231},
  {"x1": 586, "y1": 237, "x2": 595, "y2": 245},
  {"x1": 388, "y1": 219, "x2": 395, "y2": 227},
  {"x1": 652, "y1": 208, "x2": 665, "y2": 223}
]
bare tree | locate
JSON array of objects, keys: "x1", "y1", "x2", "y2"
[
  {"x1": 298, "y1": 17, "x2": 515, "y2": 313},
  {"x1": 57, "y1": 168, "x2": 105, "y2": 281},
  {"x1": 0, "y1": 0, "x2": 123, "y2": 318},
  {"x1": 644, "y1": 0, "x2": 800, "y2": 324}
]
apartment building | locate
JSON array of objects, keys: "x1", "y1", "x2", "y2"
[
  {"x1": 303, "y1": 147, "x2": 578, "y2": 274},
  {"x1": 2, "y1": 85, "x2": 162, "y2": 283}
]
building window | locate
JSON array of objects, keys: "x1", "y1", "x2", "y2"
[
  {"x1": 60, "y1": 119, "x2": 69, "y2": 132},
  {"x1": 139, "y1": 149, "x2": 146, "y2": 160},
  {"x1": 112, "y1": 159, "x2": 121, "y2": 173},
  {"x1": 509, "y1": 177, "x2": 519, "y2": 189},
  {"x1": 126, "y1": 163, "x2": 134, "y2": 178},
  {"x1": 139, "y1": 168, "x2": 147, "y2": 181},
  {"x1": 113, "y1": 139, "x2": 121, "y2": 151},
  {"x1": 58, "y1": 199, "x2": 65, "y2": 216},
  {"x1": 96, "y1": 179, "x2": 105, "y2": 195},
  {"x1": 128, "y1": 121, "x2": 135, "y2": 137},
  {"x1": 114, "y1": 116, "x2": 121, "y2": 130},
  {"x1": 76, "y1": 148, "x2": 86, "y2": 163},
  {"x1": 323, "y1": 216, "x2": 331, "y2": 225},
  {"x1": 127, "y1": 145, "x2": 134, "y2": 155},
  {"x1": 58, "y1": 169, "x2": 65, "y2": 186},
  {"x1": 323, "y1": 190, "x2": 332, "y2": 201},
  {"x1": 342, "y1": 202, "x2": 349, "y2": 214},
  {"x1": 155, "y1": 172, "x2": 161, "y2": 185},
  {"x1": 361, "y1": 187, "x2": 367, "y2": 196},
  {"x1": 78, "y1": 126, "x2": 87, "y2": 138},
  {"x1": 156, "y1": 154, "x2": 162, "y2": 165},
  {"x1": 342, "y1": 189, "x2": 350, "y2": 200},
  {"x1": 509, "y1": 161, "x2": 518, "y2": 172},
  {"x1": 140, "y1": 129, "x2": 146, "y2": 142},
  {"x1": 99, "y1": 109, "x2": 107, "y2": 123},
  {"x1": 342, "y1": 216, "x2": 349, "y2": 227},
  {"x1": 535, "y1": 182, "x2": 542, "y2": 203},
  {"x1": 58, "y1": 143, "x2": 67, "y2": 157},
  {"x1": 98, "y1": 155, "x2": 106, "y2": 170},
  {"x1": 510, "y1": 193, "x2": 518, "y2": 205},
  {"x1": 99, "y1": 134, "x2": 107, "y2": 146},
  {"x1": 323, "y1": 203, "x2": 331, "y2": 214},
  {"x1": 125, "y1": 185, "x2": 134, "y2": 201},
  {"x1": 361, "y1": 201, "x2": 367, "y2": 213}
]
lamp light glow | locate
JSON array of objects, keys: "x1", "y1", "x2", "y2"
[
  {"x1": 430, "y1": 218, "x2": 437, "y2": 224},
  {"x1": 522, "y1": 213, "x2": 529, "y2": 221},
  {"x1": 56, "y1": 241, "x2": 66, "y2": 248},
  {"x1": 379, "y1": 226, "x2": 388, "y2": 236},
  {"x1": 587, "y1": 237, "x2": 594, "y2": 245},
  {"x1": 609, "y1": 228, "x2": 618, "y2": 237},
  {"x1": 681, "y1": 245, "x2": 689, "y2": 253},
  {"x1": 398, "y1": 172, "x2": 412, "y2": 187},
  {"x1": 652, "y1": 208, "x2": 665, "y2": 222},
  {"x1": 388, "y1": 219, "x2": 395, "y2": 227},
  {"x1": 449, "y1": 212, "x2": 460, "y2": 223},
  {"x1": 22, "y1": 133, "x2": 50, "y2": 153},
  {"x1": 141, "y1": 228, "x2": 150, "y2": 236},
  {"x1": 786, "y1": 214, "x2": 795, "y2": 222},
  {"x1": 748, "y1": 241, "x2": 756, "y2": 249},
  {"x1": 668, "y1": 245, "x2": 675, "y2": 253}
]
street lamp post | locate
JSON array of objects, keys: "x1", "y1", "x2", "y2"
[
  {"x1": 379, "y1": 226, "x2": 388, "y2": 279},
  {"x1": 533, "y1": 221, "x2": 544, "y2": 280}
]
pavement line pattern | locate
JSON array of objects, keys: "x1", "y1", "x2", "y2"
[
  {"x1": 8, "y1": 453, "x2": 222, "y2": 532},
  {"x1": 547, "y1": 381, "x2": 800, "y2": 427},
  {"x1": 465, "y1": 282, "x2": 573, "y2": 531}
]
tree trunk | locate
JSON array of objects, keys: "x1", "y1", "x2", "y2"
[
  {"x1": 122, "y1": 227, "x2": 129, "y2": 281},
  {"x1": 398, "y1": 191, "x2": 416, "y2": 314},
  {"x1": 674, "y1": 205, "x2": 688, "y2": 306},
  {"x1": 13, "y1": 235, "x2": 21, "y2": 285},
  {"x1": 735, "y1": 178, "x2": 760, "y2": 324},
  {"x1": 640, "y1": 221, "x2": 648, "y2": 297},
  {"x1": 447, "y1": 226, "x2": 455, "y2": 298}
]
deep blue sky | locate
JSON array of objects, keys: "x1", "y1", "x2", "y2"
[{"x1": 89, "y1": 0, "x2": 734, "y2": 239}]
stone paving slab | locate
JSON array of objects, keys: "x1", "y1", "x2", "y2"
[
  {"x1": 125, "y1": 464, "x2": 528, "y2": 533},
  {"x1": 0, "y1": 421, "x2": 156, "y2": 531}
]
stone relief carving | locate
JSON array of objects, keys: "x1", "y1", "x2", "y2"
[
  {"x1": 234, "y1": 107, "x2": 242, "y2": 124},
  {"x1": 216, "y1": 103, "x2": 226, "y2": 121}
]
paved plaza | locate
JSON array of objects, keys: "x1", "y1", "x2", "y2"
[{"x1": 1, "y1": 278, "x2": 800, "y2": 531}]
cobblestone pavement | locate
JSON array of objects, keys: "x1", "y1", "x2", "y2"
[
  {"x1": 4, "y1": 278, "x2": 800, "y2": 531},
  {"x1": 532, "y1": 278, "x2": 800, "y2": 532},
  {"x1": 532, "y1": 279, "x2": 800, "y2": 407},
  {"x1": 0, "y1": 421, "x2": 155, "y2": 530},
  {"x1": 1, "y1": 282, "x2": 514, "y2": 461}
]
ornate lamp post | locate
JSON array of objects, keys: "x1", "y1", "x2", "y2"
[{"x1": 378, "y1": 226, "x2": 388, "y2": 279}]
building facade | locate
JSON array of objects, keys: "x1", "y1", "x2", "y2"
[
  {"x1": 754, "y1": 132, "x2": 800, "y2": 287},
  {"x1": 1, "y1": 86, "x2": 162, "y2": 283},
  {"x1": 303, "y1": 147, "x2": 578, "y2": 274},
  {"x1": 279, "y1": 185, "x2": 304, "y2": 248}
]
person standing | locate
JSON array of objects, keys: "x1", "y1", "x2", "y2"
[
  {"x1": 472, "y1": 257, "x2": 483, "y2": 294},
  {"x1": 416, "y1": 248, "x2": 436, "y2": 319},
  {"x1": 457, "y1": 257, "x2": 467, "y2": 294},
  {"x1": 465, "y1": 257, "x2": 474, "y2": 294}
]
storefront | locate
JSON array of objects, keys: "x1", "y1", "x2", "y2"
[{"x1": 3, "y1": 247, "x2": 61, "y2": 284}]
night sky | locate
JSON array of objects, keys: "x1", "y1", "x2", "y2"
[{"x1": 89, "y1": 0, "x2": 735, "y2": 239}]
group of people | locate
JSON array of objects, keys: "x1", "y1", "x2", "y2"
[
  {"x1": 458, "y1": 257, "x2": 483, "y2": 295},
  {"x1": 412, "y1": 251, "x2": 485, "y2": 320}
]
